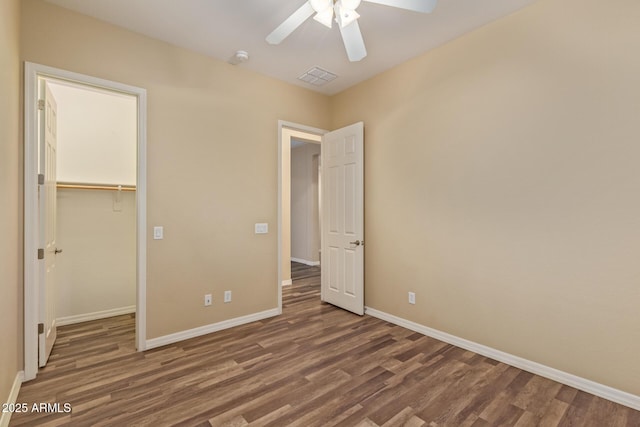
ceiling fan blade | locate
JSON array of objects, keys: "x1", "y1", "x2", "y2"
[
  {"x1": 362, "y1": 0, "x2": 437, "y2": 13},
  {"x1": 266, "y1": 2, "x2": 316, "y2": 45},
  {"x1": 339, "y1": 20, "x2": 367, "y2": 62}
]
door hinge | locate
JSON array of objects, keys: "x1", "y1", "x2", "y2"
[
  {"x1": 38, "y1": 323, "x2": 44, "y2": 334},
  {"x1": 38, "y1": 248, "x2": 44, "y2": 260},
  {"x1": 38, "y1": 174, "x2": 45, "y2": 185},
  {"x1": 38, "y1": 99, "x2": 45, "y2": 111}
]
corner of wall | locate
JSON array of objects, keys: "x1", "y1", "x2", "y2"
[{"x1": 0, "y1": 0, "x2": 23, "y2": 415}]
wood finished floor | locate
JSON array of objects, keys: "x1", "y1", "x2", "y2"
[{"x1": 11, "y1": 263, "x2": 640, "y2": 426}]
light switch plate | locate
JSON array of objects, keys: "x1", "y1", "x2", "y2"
[
  {"x1": 255, "y1": 223, "x2": 268, "y2": 234},
  {"x1": 153, "y1": 226, "x2": 164, "y2": 240}
]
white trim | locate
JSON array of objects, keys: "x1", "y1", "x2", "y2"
[
  {"x1": 145, "y1": 308, "x2": 280, "y2": 350},
  {"x1": 364, "y1": 307, "x2": 640, "y2": 411},
  {"x1": 282, "y1": 279, "x2": 293, "y2": 287},
  {"x1": 277, "y1": 120, "x2": 327, "y2": 314},
  {"x1": 291, "y1": 257, "x2": 320, "y2": 266},
  {"x1": 23, "y1": 63, "x2": 39, "y2": 381},
  {"x1": 23, "y1": 62, "x2": 147, "y2": 380},
  {"x1": 56, "y1": 306, "x2": 136, "y2": 326},
  {"x1": 0, "y1": 371, "x2": 24, "y2": 427},
  {"x1": 135, "y1": 81, "x2": 148, "y2": 352}
]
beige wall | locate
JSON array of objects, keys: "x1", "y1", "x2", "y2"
[
  {"x1": 21, "y1": 0, "x2": 331, "y2": 339},
  {"x1": 0, "y1": 0, "x2": 21, "y2": 409},
  {"x1": 291, "y1": 143, "x2": 321, "y2": 264},
  {"x1": 56, "y1": 189, "x2": 136, "y2": 320},
  {"x1": 48, "y1": 81, "x2": 137, "y2": 186},
  {"x1": 332, "y1": 0, "x2": 640, "y2": 395}
]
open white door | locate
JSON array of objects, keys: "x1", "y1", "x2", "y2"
[
  {"x1": 321, "y1": 122, "x2": 364, "y2": 315},
  {"x1": 38, "y1": 80, "x2": 58, "y2": 367}
]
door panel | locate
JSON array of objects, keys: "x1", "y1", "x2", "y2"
[
  {"x1": 321, "y1": 122, "x2": 364, "y2": 315},
  {"x1": 39, "y1": 80, "x2": 58, "y2": 367},
  {"x1": 345, "y1": 163, "x2": 356, "y2": 233},
  {"x1": 328, "y1": 247, "x2": 339, "y2": 291}
]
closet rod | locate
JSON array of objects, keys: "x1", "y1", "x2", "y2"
[{"x1": 56, "y1": 182, "x2": 136, "y2": 192}]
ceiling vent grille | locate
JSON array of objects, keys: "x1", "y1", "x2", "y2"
[{"x1": 298, "y1": 66, "x2": 337, "y2": 86}]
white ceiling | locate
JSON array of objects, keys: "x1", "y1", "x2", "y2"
[{"x1": 45, "y1": 0, "x2": 537, "y2": 95}]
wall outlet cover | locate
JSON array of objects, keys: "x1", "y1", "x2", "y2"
[{"x1": 255, "y1": 223, "x2": 268, "y2": 234}]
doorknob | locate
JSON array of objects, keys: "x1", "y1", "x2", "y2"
[
  {"x1": 54, "y1": 248, "x2": 63, "y2": 254},
  {"x1": 349, "y1": 240, "x2": 361, "y2": 246}
]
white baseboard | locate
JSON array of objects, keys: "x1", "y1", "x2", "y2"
[
  {"x1": 0, "y1": 371, "x2": 24, "y2": 427},
  {"x1": 145, "y1": 308, "x2": 280, "y2": 350},
  {"x1": 282, "y1": 279, "x2": 293, "y2": 286},
  {"x1": 56, "y1": 305, "x2": 136, "y2": 326},
  {"x1": 291, "y1": 257, "x2": 320, "y2": 267},
  {"x1": 364, "y1": 307, "x2": 640, "y2": 411}
]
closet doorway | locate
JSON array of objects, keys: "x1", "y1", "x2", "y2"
[
  {"x1": 46, "y1": 79, "x2": 137, "y2": 328},
  {"x1": 24, "y1": 63, "x2": 147, "y2": 381}
]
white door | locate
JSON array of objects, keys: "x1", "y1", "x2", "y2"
[
  {"x1": 321, "y1": 122, "x2": 364, "y2": 315},
  {"x1": 38, "y1": 80, "x2": 58, "y2": 367}
]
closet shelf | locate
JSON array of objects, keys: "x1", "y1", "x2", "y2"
[{"x1": 56, "y1": 182, "x2": 136, "y2": 192}]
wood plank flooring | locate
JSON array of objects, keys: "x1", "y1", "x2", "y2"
[
  {"x1": 11, "y1": 263, "x2": 640, "y2": 426},
  {"x1": 291, "y1": 261, "x2": 320, "y2": 282}
]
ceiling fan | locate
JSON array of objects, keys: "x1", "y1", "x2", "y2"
[{"x1": 266, "y1": 0, "x2": 437, "y2": 62}]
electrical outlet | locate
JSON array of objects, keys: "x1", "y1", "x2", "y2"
[
  {"x1": 224, "y1": 290, "x2": 232, "y2": 303},
  {"x1": 204, "y1": 294, "x2": 212, "y2": 306},
  {"x1": 255, "y1": 223, "x2": 268, "y2": 234},
  {"x1": 153, "y1": 226, "x2": 164, "y2": 240},
  {"x1": 408, "y1": 292, "x2": 416, "y2": 305}
]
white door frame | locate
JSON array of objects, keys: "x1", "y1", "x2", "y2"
[
  {"x1": 23, "y1": 62, "x2": 148, "y2": 381},
  {"x1": 277, "y1": 120, "x2": 326, "y2": 312}
]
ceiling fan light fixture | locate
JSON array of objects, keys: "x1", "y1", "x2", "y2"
[
  {"x1": 267, "y1": 0, "x2": 436, "y2": 62},
  {"x1": 309, "y1": 0, "x2": 332, "y2": 13},
  {"x1": 341, "y1": 0, "x2": 362, "y2": 10},
  {"x1": 334, "y1": 1, "x2": 360, "y2": 28},
  {"x1": 313, "y1": 7, "x2": 334, "y2": 28}
]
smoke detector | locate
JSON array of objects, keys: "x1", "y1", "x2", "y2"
[{"x1": 229, "y1": 50, "x2": 249, "y2": 65}]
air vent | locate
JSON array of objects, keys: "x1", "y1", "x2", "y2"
[{"x1": 298, "y1": 67, "x2": 337, "y2": 86}]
